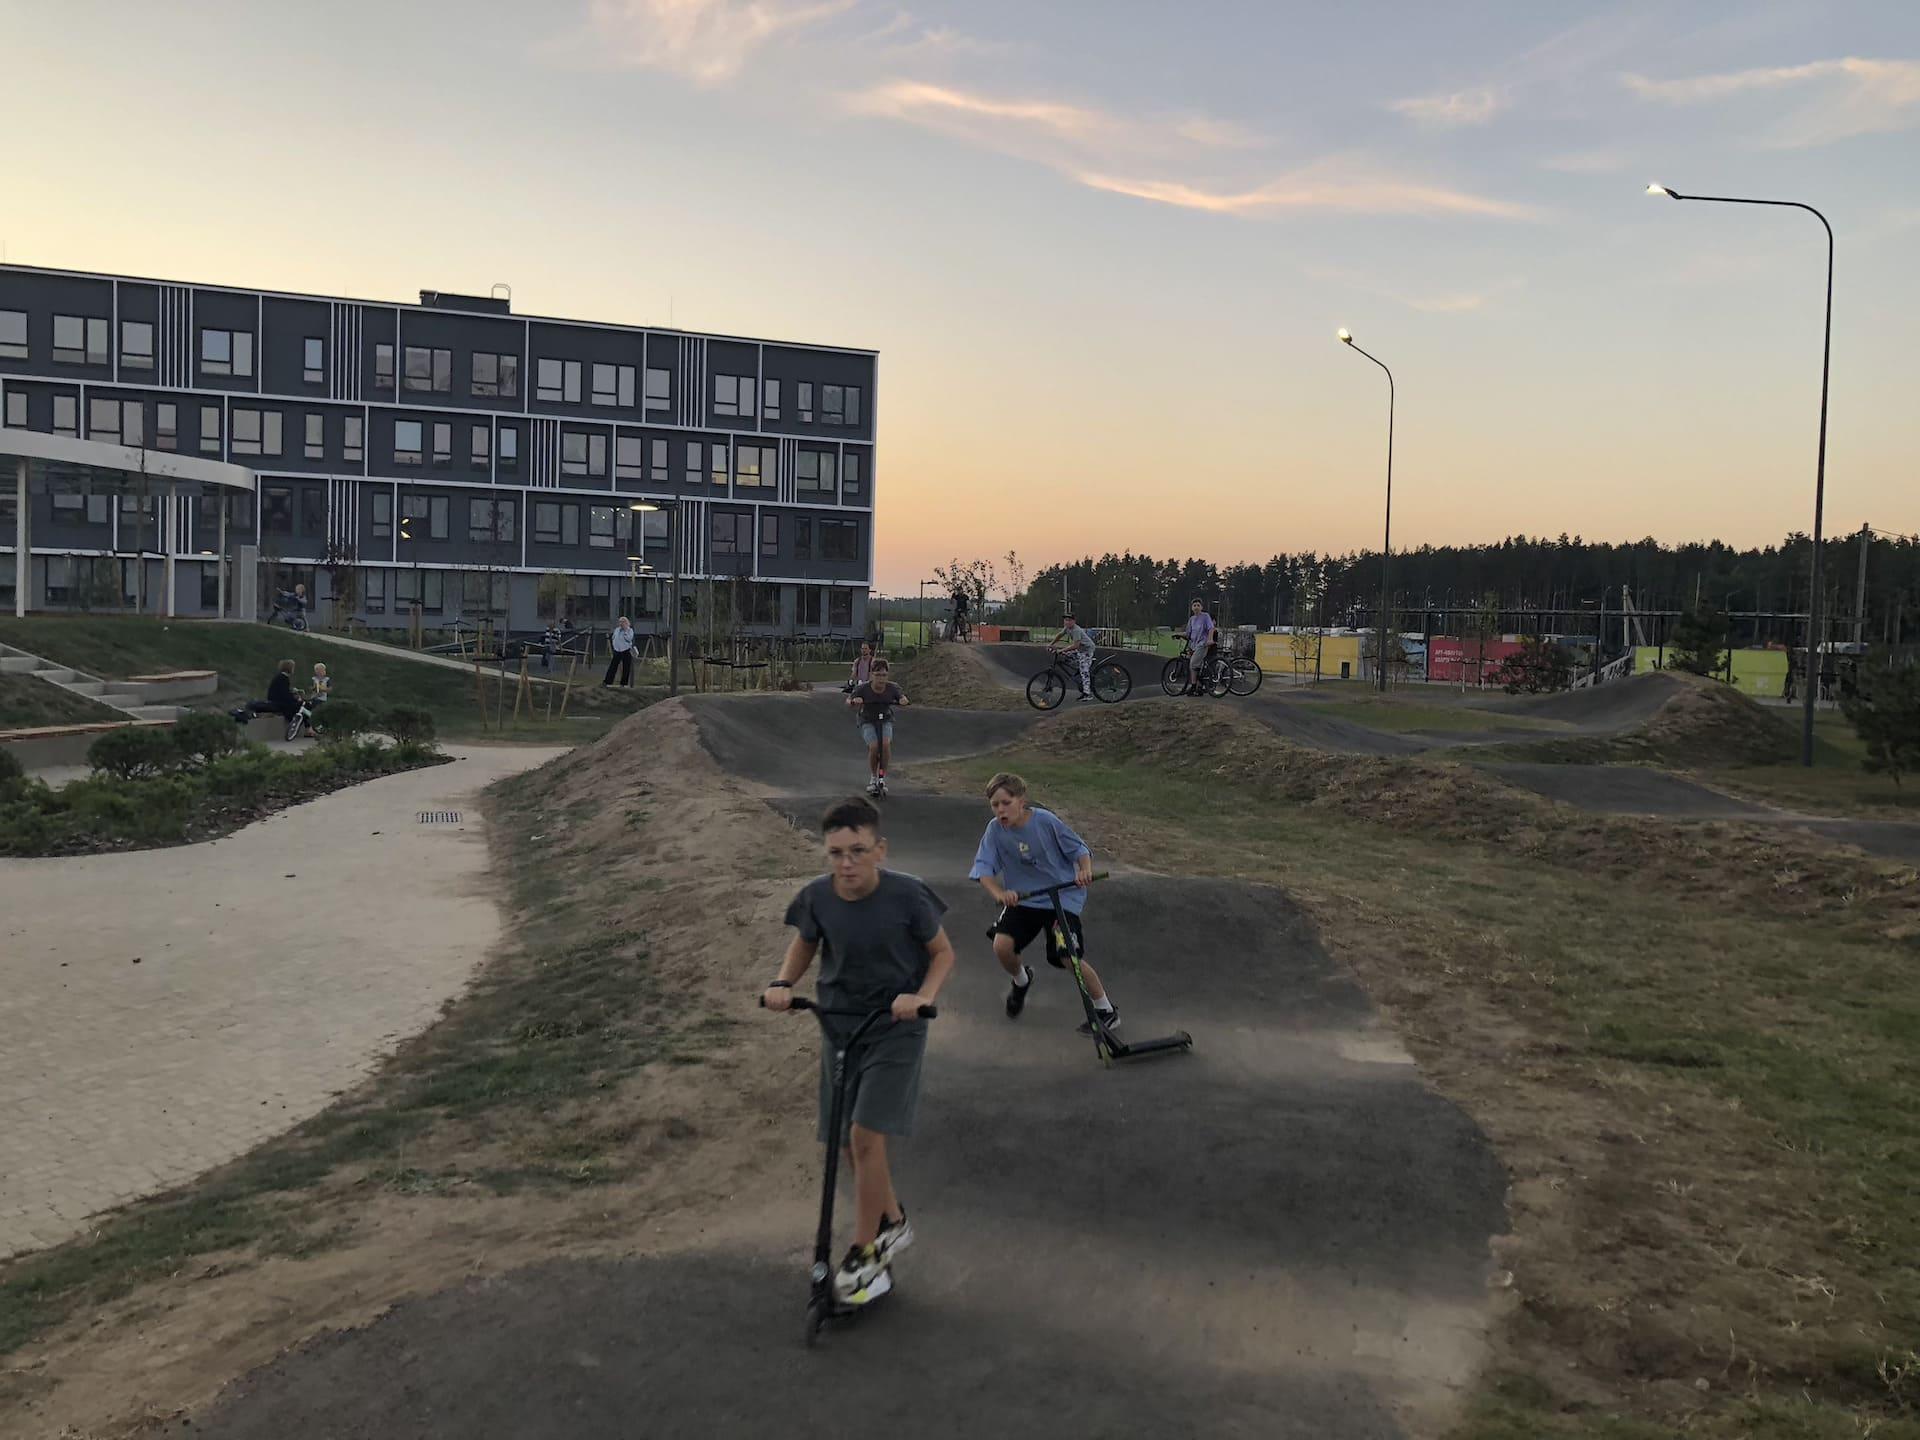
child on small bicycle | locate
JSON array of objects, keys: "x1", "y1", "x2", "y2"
[
  {"x1": 970, "y1": 771, "x2": 1119, "y2": 1033},
  {"x1": 1046, "y1": 610, "x2": 1097, "y2": 701},
  {"x1": 764, "y1": 795, "x2": 956, "y2": 1303},
  {"x1": 847, "y1": 657, "x2": 907, "y2": 795}
]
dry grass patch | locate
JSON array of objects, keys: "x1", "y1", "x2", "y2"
[{"x1": 888, "y1": 643, "x2": 1025, "y2": 711}]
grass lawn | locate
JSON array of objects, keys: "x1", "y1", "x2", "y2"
[
  {"x1": 915, "y1": 716, "x2": 1920, "y2": 1438},
  {"x1": 1707, "y1": 716, "x2": 1920, "y2": 818},
  {"x1": 1309, "y1": 698, "x2": 1564, "y2": 734},
  {"x1": 0, "y1": 671, "x2": 124, "y2": 730},
  {"x1": 0, "y1": 616, "x2": 655, "y2": 741}
]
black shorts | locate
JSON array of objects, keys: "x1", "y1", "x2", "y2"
[{"x1": 988, "y1": 905, "x2": 1083, "y2": 968}]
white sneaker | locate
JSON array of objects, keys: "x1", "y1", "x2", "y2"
[
  {"x1": 876, "y1": 1209, "x2": 914, "y2": 1263},
  {"x1": 834, "y1": 1243, "x2": 889, "y2": 1303}
]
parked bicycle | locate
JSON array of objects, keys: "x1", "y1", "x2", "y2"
[
  {"x1": 1160, "y1": 646, "x2": 1262, "y2": 698},
  {"x1": 1026, "y1": 648, "x2": 1133, "y2": 710}
]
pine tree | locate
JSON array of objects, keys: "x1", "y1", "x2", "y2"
[
  {"x1": 1667, "y1": 603, "x2": 1730, "y2": 676},
  {"x1": 1841, "y1": 653, "x2": 1920, "y2": 785}
]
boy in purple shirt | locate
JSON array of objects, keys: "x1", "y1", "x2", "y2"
[
  {"x1": 970, "y1": 771, "x2": 1119, "y2": 1034},
  {"x1": 1183, "y1": 599, "x2": 1217, "y2": 695}
]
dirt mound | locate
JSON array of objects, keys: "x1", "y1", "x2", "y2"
[
  {"x1": 888, "y1": 643, "x2": 1026, "y2": 711},
  {"x1": 1029, "y1": 702, "x2": 1920, "y2": 931},
  {"x1": 1479, "y1": 673, "x2": 1797, "y2": 768}
]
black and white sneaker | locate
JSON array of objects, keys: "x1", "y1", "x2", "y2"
[
  {"x1": 1076, "y1": 1006, "x2": 1121, "y2": 1036},
  {"x1": 834, "y1": 1242, "x2": 890, "y2": 1303},
  {"x1": 1078, "y1": 690, "x2": 1093, "y2": 701},
  {"x1": 876, "y1": 1209, "x2": 914, "y2": 1264},
  {"x1": 1005, "y1": 968, "x2": 1033, "y2": 1018}
]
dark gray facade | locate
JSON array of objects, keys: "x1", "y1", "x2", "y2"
[{"x1": 0, "y1": 264, "x2": 876, "y2": 634}]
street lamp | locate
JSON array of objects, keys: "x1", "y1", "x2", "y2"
[
  {"x1": 630, "y1": 500, "x2": 680, "y2": 696},
  {"x1": 1646, "y1": 182, "x2": 1833, "y2": 766},
  {"x1": 1337, "y1": 327, "x2": 1395, "y2": 693}
]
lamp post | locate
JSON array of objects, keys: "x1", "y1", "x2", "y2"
[
  {"x1": 1337, "y1": 327, "x2": 1395, "y2": 692},
  {"x1": 1646, "y1": 182, "x2": 1832, "y2": 767},
  {"x1": 630, "y1": 500, "x2": 680, "y2": 696}
]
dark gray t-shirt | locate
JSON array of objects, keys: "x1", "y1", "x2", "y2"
[{"x1": 785, "y1": 870, "x2": 948, "y2": 1021}]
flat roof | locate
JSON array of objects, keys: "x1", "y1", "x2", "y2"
[
  {"x1": 1, "y1": 430, "x2": 255, "y2": 493},
  {"x1": 0, "y1": 261, "x2": 879, "y2": 358}
]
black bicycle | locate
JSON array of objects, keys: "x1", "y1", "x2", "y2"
[
  {"x1": 1160, "y1": 647, "x2": 1230, "y2": 698},
  {"x1": 1017, "y1": 876, "x2": 1192, "y2": 1067},
  {"x1": 1026, "y1": 648, "x2": 1133, "y2": 710},
  {"x1": 761, "y1": 993, "x2": 937, "y2": 1346}
]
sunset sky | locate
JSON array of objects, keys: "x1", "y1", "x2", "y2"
[{"x1": 3, "y1": 0, "x2": 1916, "y2": 591}]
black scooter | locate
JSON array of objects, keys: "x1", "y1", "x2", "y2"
[
  {"x1": 761, "y1": 992, "x2": 936, "y2": 1345},
  {"x1": 1014, "y1": 876, "x2": 1194, "y2": 1067}
]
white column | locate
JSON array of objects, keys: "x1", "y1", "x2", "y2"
[
  {"x1": 13, "y1": 457, "x2": 26, "y2": 618},
  {"x1": 163, "y1": 482, "x2": 177, "y2": 618},
  {"x1": 218, "y1": 499, "x2": 228, "y2": 618}
]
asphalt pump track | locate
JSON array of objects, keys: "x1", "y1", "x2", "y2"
[{"x1": 190, "y1": 694, "x2": 1509, "y2": 1440}]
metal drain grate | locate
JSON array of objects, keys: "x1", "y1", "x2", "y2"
[{"x1": 417, "y1": 811, "x2": 463, "y2": 825}]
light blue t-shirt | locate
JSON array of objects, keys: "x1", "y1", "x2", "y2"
[
  {"x1": 969, "y1": 806, "x2": 1092, "y2": 915},
  {"x1": 1186, "y1": 612, "x2": 1216, "y2": 648}
]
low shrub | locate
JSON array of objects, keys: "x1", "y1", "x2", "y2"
[
  {"x1": 0, "y1": 795, "x2": 59, "y2": 855},
  {"x1": 62, "y1": 773, "x2": 198, "y2": 846},
  {"x1": 0, "y1": 746, "x2": 23, "y2": 795},
  {"x1": 316, "y1": 699, "x2": 374, "y2": 745},
  {"x1": 87, "y1": 726, "x2": 179, "y2": 781},
  {"x1": 202, "y1": 747, "x2": 281, "y2": 806},
  {"x1": 384, "y1": 705, "x2": 436, "y2": 746},
  {"x1": 172, "y1": 712, "x2": 243, "y2": 768}
]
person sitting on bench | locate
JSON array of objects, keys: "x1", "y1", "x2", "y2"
[{"x1": 233, "y1": 659, "x2": 301, "y2": 724}]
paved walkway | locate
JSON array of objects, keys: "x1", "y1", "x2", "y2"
[{"x1": 0, "y1": 745, "x2": 565, "y2": 1259}]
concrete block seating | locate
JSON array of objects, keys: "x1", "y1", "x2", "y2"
[{"x1": 0, "y1": 643, "x2": 191, "y2": 723}]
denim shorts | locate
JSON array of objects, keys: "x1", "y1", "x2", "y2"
[{"x1": 859, "y1": 720, "x2": 894, "y2": 745}]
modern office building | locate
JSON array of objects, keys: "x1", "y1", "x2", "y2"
[{"x1": 0, "y1": 263, "x2": 876, "y2": 635}]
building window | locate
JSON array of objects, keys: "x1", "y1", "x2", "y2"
[
  {"x1": 637, "y1": 507, "x2": 667, "y2": 546},
  {"x1": 822, "y1": 384, "x2": 852, "y2": 425},
  {"x1": 686, "y1": 442, "x2": 702, "y2": 485},
  {"x1": 714, "y1": 374, "x2": 755, "y2": 418},
  {"x1": 394, "y1": 420, "x2": 423, "y2": 465},
  {"x1": 650, "y1": 438, "x2": 669, "y2": 483},
  {"x1": 794, "y1": 516, "x2": 812, "y2": 560},
  {"x1": 405, "y1": 345, "x2": 452, "y2": 394},
  {"x1": 231, "y1": 408, "x2": 282, "y2": 457},
  {"x1": 402, "y1": 493, "x2": 449, "y2": 540},
  {"x1": 499, "y1": 425, "x2": 519, "y2": 471},
  {"x1": 394, "y1": 567, "x2": 444, "y2": 613},
  {"x1": 709, "y1": 441, "x2": 729, "y2": 487},
  {"x1": 760, "y1": 513, "x2": 779, "y2": 558},
  {"x1": 431, "y1": 422, "x2": 451, "y2": 467},
  {"x1": 711, "y1": 511, "x2": 751, "y2": 556},
  {"x1": 735, "y1": 444, "x2": 773, "y2": 488},
  {"x1": 200, "y1": 327, "x2": 253, "y2": 377},
  {"x1": 199, "y1": 404, "x2": 221, "y2": 452},
  {"x1": 462, "y1": 570, "x2": 510, "y2": 616},
  {"x1": 0, "y1": 309, "x2": 26, "y2": 360},
  {"x1": 305, "y1": 413, "x2": 324, "y2": 459},
  {"x1": 53, "y1": 315, "x2": 108, "y2": 366},
  {"x1": 534, "y1": 501, "x2": 580, "y2": 547},
  {"x1": 363, "y1": 567, "x2": 386, "y2": 615},
  {"x1": 800, "y1": 585, "x2": 824, "y2": 626},
  {"x1": 821, "y1": 518, "x2": 860, "y2": 561},
  {"x1": 562, "y1": 432, "x2": 587, "y2": 477},
  {"x1": 344, "y1": 415, "x2": 364, "y2": 463},
  {"x1": 796, "y1": 450, "x2": 835, "y2": 497},
  {"x1": 798, "y1": 382, "x2": 814, "y2": 423},
  {"x1": 88, "y1": 397, "x2": 143, "y2": 446},
  {"x1": 763, "y1": 379, "x2": 780, "y2": 421},
  {"x1": 470, "y1": 497, "x2": 515, "y2": 543},
  {"x1": 843, "y1": 454, "x2": 863, "y2": 500},
  {"x1": 375, "y1": 343, "x2": 395, "y2": 390},
  {"x1": 121, "y1": 321, "x2": 155, "y2": 370},
  {"x1": 592, "y1": 363, "x2": 635, "y2": 408},
  {"x1": 537, "y1": 358, "x2": 581, "y2": 404},
  {"x1": 587, "y1": 504, "x2": 629, "y2": 549},
  {"x1": 371, "y1": 491, "x2": 392, "y2": 539},
  {"x1": 4, "y1": 391, "x2": 24, "y2": 428},
  {"x1": 830, "y1": 588, "x2": 853, "y2": 627},
  {"x1": 263, "y1": 486, "x2": 294, "y2": 535},
  {"x1": 645, "y1": 367, "x2": 671, "y2": 411},
  {"x1": 301, "y1": 336, "x2": 324, "y2": 385},
  {"x1": 471, "y1": 424, "x2": 490, "y2": 467},
  {"x1": 301, "y1": 488, "x2": 326, "y2": 535},
  {"x1": 156, "y1": 403, "x2": 177, "y2": 449},
  {"x1": 615, "y1": 435, "x2": 644, "y2": 480},
  {"x1": 471, "y1": 352, "x2": 519, "y2": 398},
  {"x1": 51, "y1": 394, "x2": 77, "y2": 435}
]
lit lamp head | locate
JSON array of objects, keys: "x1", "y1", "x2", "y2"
[
  {"x1": 1336, "y1": 328, "x2": 1354, "y2": 345},
  {"x1": 1646, "y1": 183, "x2": 1679, "y2": 200}
]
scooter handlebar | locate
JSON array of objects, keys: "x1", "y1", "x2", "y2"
[
  {"x1": 1012, "y1": 870, "x2": 1110, "y2": 904},
  {"x1": 758, "y1": 994, "x2": 937, "y2": 1019}
]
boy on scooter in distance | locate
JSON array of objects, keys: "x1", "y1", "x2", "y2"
[{"x1": 764, "y1": 795, "x2": 956, "y2": 1304}]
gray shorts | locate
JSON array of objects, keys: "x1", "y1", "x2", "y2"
[{"x1": 818, "y1": 1020, "x2": 927, "y2": 1143}]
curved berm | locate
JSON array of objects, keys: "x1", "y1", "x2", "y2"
[{"x1": 192, "y1": 694, "x2": 1509, "y2": 1440}]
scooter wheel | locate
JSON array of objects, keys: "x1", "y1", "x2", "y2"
[{"x1": 805, "y1": 1297, "x2": 829, "y2": 1348}]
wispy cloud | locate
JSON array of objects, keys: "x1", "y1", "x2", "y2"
[
  {"x1": 1623, "y1": 56, "x2": 1920, "y2": 146},
  {"x1": 579, "y1": 0, "x2": 856, "y2": 85},
  {"x1": 1389, "y1": 87, "x2": 1506, "y2": 128},
  {"x1": 851, "y1": 80, "x2": 1530, "y2": 220}
]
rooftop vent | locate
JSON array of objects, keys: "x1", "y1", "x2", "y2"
[{"x1": 418, "y1": 289, "x2": 511, "y2": 315}]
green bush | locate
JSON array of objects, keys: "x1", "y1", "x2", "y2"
[
  {"x1": 172, "y1": 712, "x2": 242, "y2": 768},
  {"x1": 202, "y1": 748, "x2": 281, "y2": 806},
  {"x1": 315, "y1": 699, "x2": 374, "y2": 745},
  {"x1": 62, "y1": 774, "x2": 198, "y2": 846},
  {"x1": 384, "y1": 705, "x2": 436, "y2": 746},
  {"x1": 87, "y1": 726, "x2": 180, "y2": 781},
  {"x1": 0, "y1": 747, "x2": 23, "y2": 788},
  {"x1": 0, "y1": 796, "x2": 60, "y2": 855}
]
